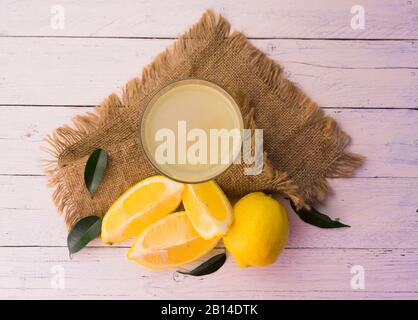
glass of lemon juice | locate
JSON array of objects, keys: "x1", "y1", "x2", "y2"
[{"x1": 141, "y1": 79, "x2": 244, "y2": 183}]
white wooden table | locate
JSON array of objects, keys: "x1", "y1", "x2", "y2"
[{"x1": 0, "y1": 0, "x2": 417, "y2": 299}]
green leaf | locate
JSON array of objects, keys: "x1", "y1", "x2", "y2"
[
  {"x1": 177, "y1": 253, "x2": 226, "y2": 276},
  {"x1": 290, "y1": 201, "x2": 350, "y2": 228},
  {"x1": 84, "y1": 148, "x2": 108, "y2": 196},
  {"x1": 67, "y1": 216, "x2": 102, "y2": 257}
]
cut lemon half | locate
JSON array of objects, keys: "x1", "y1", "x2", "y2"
[
  {"x1": 101, "y1": 176, "x2": 184, "y2": 244},
  {"x1": 128, "y1": 211, "x2": 220, "y2": 269},
  {"x1": 182, "y1": 180, "x2": 233, "y2": 239}
]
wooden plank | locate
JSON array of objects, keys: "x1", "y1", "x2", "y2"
[
  {"x1": 1, "y1": 106, "x2": 417, "y2": 177},
  {"x1": 1, "y1": 0, "x2": 417, "y2": 39},
  {"x1": 0, "y1": 246, "x2": 417, "y2": 299},
  {"x1": 1, "y1": 38, "x2": 417, "y2": 106},
  {"x1": 1, "y1": 175, "x2": 417, "y2": 249}
]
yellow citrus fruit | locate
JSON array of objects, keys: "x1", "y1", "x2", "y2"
[
  {"x1": 128, "y1": 211, "x2": 220, "y2": 269},
  {"x1": 101, "y1": 176, "x2": 184, "y2": 244},
  {"x1": 182, "y1": 180, "x2": 233, "y2": 239},
  {"x1": 223, "y1": 192, "x2": 289, "y2": 267}
]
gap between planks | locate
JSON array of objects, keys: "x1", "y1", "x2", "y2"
[
  {"x1": 1, "y1": 35, "x2": 418, "y2": 41},
  {"x1": 0, "y1": 245, "x2": 417, "y2": 250},
  {"x1": 1, "y1": 104, "x2": 417, "y2": 110},
  {"x1": 1, "y1": 174, "x2": 417, "y2": 179}
]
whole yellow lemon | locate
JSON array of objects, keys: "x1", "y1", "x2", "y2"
[{"x1": 223, "y1": 192, "x2": 289, "y2": 267}]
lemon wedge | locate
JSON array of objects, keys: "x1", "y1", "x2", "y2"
[
  {"x1": 182, "y1": 180, "x2": 233, "y2": 239},
  {"x1": 128, "y1": 211, "x2": 220, "y2": 269},
  {"x1": 101, "y1": 176, "x2": 184, "y2": 244}
]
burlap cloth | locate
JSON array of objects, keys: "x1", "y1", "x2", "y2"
[{"x1": 44, "y1": 11, "x2": 363, "y2": 227}]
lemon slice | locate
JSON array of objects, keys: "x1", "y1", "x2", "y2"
[
  {"x1": 101, "y1": 176, "x2": 184, "y2": 244},
  {"x1": 128, "y1": 211, "x2": 220, "y2": 269},
  {"x1": 182, "y1": 180, "x2": 233, "y2": 239}
]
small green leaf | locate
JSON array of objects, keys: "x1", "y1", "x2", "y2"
[
  {"x1": 67, "y1": 216, "x2": 102, "y2": 257},
  {"x1": 84, "y1": 148, "x2": 108, "y2": 196},
  {"x1": 290, "y1": 201, "x2": 350, "y2": 228},
  {"x1": 177, "y1": 253, "x2": 226, "y2": 276}
]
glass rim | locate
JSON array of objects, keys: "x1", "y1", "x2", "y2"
[{"x1": 139, "y1": 78, "x2": 244, "y2": 184}]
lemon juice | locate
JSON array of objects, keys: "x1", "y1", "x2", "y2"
[{"x1": 141, "y1": 79, "x2": 243, "y2": 183}]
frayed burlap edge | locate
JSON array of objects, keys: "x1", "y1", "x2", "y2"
[
  {"x1": 223, "y1": 25, "x2": 364, "y2": 208},
  {"x1": 43, "y1": 10, "x2": 363, "y2": 224}
]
